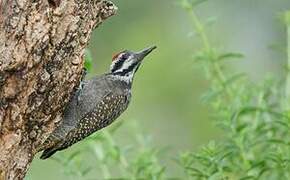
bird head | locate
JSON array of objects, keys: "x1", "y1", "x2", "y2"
[{"x1": 110, "y1": 46, "x2": 157, "y2": 83}]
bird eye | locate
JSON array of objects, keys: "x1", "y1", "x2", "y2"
[
  {"x1": 121, "y1": 53, "x2": 129, "y2": 60},
  {"x1": 112, "y1": 51, "x2": 129, "y2": 62}
]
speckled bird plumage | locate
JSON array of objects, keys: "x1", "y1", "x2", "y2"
[{"x1": 40, "y1": 46, "x2": 156, "y2": 159}]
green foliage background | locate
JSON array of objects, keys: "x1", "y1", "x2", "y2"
[{"x1": 27, "y1": 0, "x2": 290, "y2": 179}]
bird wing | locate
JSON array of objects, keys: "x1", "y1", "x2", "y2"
[
  {"x1": 64, "y1": 92, "x2": 128, "y2": 145},
  {"x1": 40, "y1": 92, "x2": 128, "y2": 159},
  {"x1": 40, "y1": 76, "x2": 109, "y2": 151},
  {"x1": 77, "y1": 76, "x2": 116, "y2": 117}
]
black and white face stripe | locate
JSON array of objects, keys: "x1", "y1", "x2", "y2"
[
  {"x1": 110, "y1": 56, "x2": 125, "y2": 72},
  {"x1": 113, "y1": 61, "x2": 140, "y2": 76},
  {"x1": 110, "y1": 51, "x2": 128, "y2": 72},
  {"x1": 110, "y1": 51, "x2": 140, "y2": 76},
  {"x1": 109, "y1": 46, "x2": 156, "y2": 83}
]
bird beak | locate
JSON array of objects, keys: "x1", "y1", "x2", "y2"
[{"x1": 135, "y1": 46, "x2": 157, "y2": 61}]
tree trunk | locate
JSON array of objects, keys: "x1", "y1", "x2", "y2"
[{"x1": 0, "y1": 0, "x2": 117, "y2": 179}]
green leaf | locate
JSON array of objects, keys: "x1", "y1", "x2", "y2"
[
  {"x1": 155, "y1": 167, "x2": 166, "y2": 179},
  {"x1": 192, "y1": 0, "x2": 209, "y2": 7},
  {"x1": 185, "y1": 167, "x2": 208, "y2": 178},
  {"x1": 64, "y1": 151, "x2": 81, "y2": 165},
  {"x1": 180, "y1": 0, "x2": 192, "y2": 10},
  {"x1": 200, "y1": 88, "x2": 223, "y2": 103},
  {"x1": 205, "y1": 16, "x2": 217, "y2": 27},
  {"x1": 267, "y1": 139, "x2": 288, "y2": 145},
  {"x1": 193, "y1": 53, "x2": 209, "y2": 62},
  {"x1": 274, "y1": 120, "x2": 290, "y2": 129},
  {"x1": 223, "y1": 73, "x2": 246, "y2": 86},
  {"x1": 81, "y1": 167, "x2": 92, "y2": 176},
  {"x1": 240, "y1": 175, "x2": 256, "y2": 180},
  {"x1": 247, "y1": 161, "x2": 266, "y2": 172},
  {"x1": 230, "y1": 106, "x2": 289, "y2": 125},
  {"x1": 109, "y1": 146, "x2": 121, "y2": 161},
  {"x1": 217, "y1": 52, "x2": 244, "y2": 61},
  {"x1": 84, "y1": 49, "x2": 93, "y2": 72}
]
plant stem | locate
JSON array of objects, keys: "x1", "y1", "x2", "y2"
[
  {"x1": 286, "y1": 11, "x2": 290, "y2": 110},
  {"x1": 253, "y1": 92, "x2": 264, "y2": 130},
  {"x1": 103, "y1": 131, "x2": 130, "y2": 176},
  {"x1": 101, "y1": 163, "x2": 111, "y2": 179},
  {"x1": 185, "y1": 0, "x2": 233, "y2": 97},
  {"x1": 189, "y1": 9, "x2": 210, "y2": 50}
]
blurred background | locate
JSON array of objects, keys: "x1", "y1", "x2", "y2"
[{"x1": 27, "y1": 0, "x2": 290, "y2": 179}]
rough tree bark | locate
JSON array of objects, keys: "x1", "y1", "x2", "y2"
[{"x1": 0, "y1": 0, "x2": 117, "y2": 179}]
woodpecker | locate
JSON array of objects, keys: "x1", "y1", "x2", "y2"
[{"x1": 40, "y1": 46, "x2": 157, "y2": 159}]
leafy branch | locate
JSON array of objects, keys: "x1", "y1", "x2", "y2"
[{"x1": 179, "y1": 1, "x2": 290, "y2": 179}]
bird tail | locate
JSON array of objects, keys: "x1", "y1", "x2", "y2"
[{"x1": 40, "y1": 148, "x2": 58, "y2": 159}]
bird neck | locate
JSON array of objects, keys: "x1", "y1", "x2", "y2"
[{"x1": 109, "y1": 72, "x2": 135, "y2": 85}]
